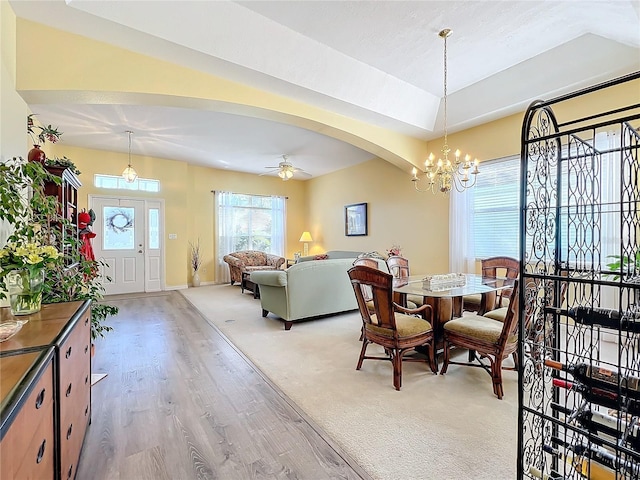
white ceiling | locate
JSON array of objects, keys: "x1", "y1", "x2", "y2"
[{"x1": 10, "y1": 0, "x2": 640, "y2": 179}]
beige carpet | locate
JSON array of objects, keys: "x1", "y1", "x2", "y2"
[{"x1": 181, "y1": 285, "x2": 518, "y2": 480}]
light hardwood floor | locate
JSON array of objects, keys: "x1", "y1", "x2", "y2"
[{"x1": 77, "y1": 291, "x2": 370, "y2": 480}]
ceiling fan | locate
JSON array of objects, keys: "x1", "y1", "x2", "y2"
[{"x1": 260, "y1": 155, "x2": 312, "y2": 181}]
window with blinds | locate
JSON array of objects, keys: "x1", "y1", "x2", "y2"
[{"x1": 472, "y1": 155, "x2": 521, "y2": 259}]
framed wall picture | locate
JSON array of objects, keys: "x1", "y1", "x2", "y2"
[{"x1": 345, "y1": 202, "x2": 368, "y2": 236}]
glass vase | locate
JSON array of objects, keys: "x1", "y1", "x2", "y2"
[{"x1": 7, "y1": 269, "x2": 45, "y2": 316}]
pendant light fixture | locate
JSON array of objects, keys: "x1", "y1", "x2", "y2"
[
  {"x1": 412, "y1": 29, "x2": 479, "y2": 194},
  {"x1": 122, "y1": 130, "x2": 138, "y2": 183}
]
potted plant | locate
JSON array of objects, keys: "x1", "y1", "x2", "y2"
[
  {"x1": 45, "y1": 155, "x2": 81, "y2": 176},
  {"x1": 0, "y1": 156, "x2": 117, "y2": 339},
  {"x1": 606, "y1": 252, "x2": 640, "y2": 280},
  {"x1": 27, "y1": 114, "x2": 62, "y2": 164},
  {"x1": 189, "y1": 239, "x2": 202, "y2": 287}
]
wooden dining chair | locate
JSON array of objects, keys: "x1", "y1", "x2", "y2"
[
  {"x1": 348, "y1": 265, "x2": 437, "y2": 390},
  {"x1": 463, "y1": 256, "x2": 520, "y2": 314},
  {"x1": 440, "y1": 278, "x2": 534, "y2": 399},
  {"x1": 386, "y1": 255, "x2": 424, "y2": 307}
]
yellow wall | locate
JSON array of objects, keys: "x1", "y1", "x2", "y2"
[
  {"x1": 306, "y1": 158, "x2": 449, "y2": 275},
  {"x1": 47, "y1": 144, "x2": 307, "y2": 288}
]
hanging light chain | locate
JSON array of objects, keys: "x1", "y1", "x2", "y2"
[{"x1": 442, "y1": 28, "x2": 449, "y2": 149}]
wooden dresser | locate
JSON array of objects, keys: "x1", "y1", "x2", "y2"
[{"x1": 0, "y1": 300, "x2": 92, "y2": 480}]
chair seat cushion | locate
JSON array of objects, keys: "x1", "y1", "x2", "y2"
[
  {"x1": 462, "y1": 293, "x2": 482, "y2": 308},
  {"x1": 407, "y1": 294, "x2": 424, "y2": 307},
  {"x1": 484, "y1": 307, "x2": 508, "y2": 322},
  {"x1": 367, "y1": 313, "x2": 432, "y2": 337},
  {"x1": 444, "y1": 314, "x2": 515, "y2": 344}
]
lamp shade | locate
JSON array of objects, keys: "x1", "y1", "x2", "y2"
[{"x1": 299, "y1": 231, "x2": 313, "y2": 242}]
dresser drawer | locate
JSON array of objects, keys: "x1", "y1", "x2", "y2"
[
  {"x1": 0, "y1": 355, "x2": 55, "y2": 480},
  {"x1": 13, "y1": 408, "x2": 55, "y2": 480},
  {"x1": 60, "y1": 409, "x2": 88, "y2": 480},
  {"x1": 59, "y1": 364, "x2": 91, "y2": 441},
  {"x1": 58, "y1": 313, "x2": 91, "y2": 392}
]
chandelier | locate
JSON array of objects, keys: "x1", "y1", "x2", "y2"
[
  {"x1": 122, "y1": 130, "x2": 138, "y2": 183},
  {"x1": 412, "y1": 29, "x2": 479, "y2": 194}
]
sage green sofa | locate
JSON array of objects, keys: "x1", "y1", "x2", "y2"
[{"x1": 250, "y1": 258, "x2": 359, "y2": 330}]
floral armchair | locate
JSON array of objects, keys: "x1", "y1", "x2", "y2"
[{"x1": 223, "y1": 250, "x2": 286, "y2": 285}]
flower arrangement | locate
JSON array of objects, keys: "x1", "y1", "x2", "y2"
[
  {"x1": 387, "y1": 244, "x2": 402, "y2": 257},
  {"x1": 0, "y1": 240, "x2": 61, "y2": 277},
  {"x1": 27, "y1": 114, "x2": 62, "y2": 145},
  {"x1": 0, "y1": 239, "x2": 61, "y2": 315}
]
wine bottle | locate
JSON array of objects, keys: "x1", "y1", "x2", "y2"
[
  {"x1": 545, "y1": 359, "x2": 640, "y2": 400},
  {"x1": 528, "y1": 465, "x2": 565, "y2": 480},
  {"x1": 543, "y1": 443, "x2": 616, "y2": 480},
  {"x1": 552, "y1": 378, "x2": 640, "y2": 417},
  {"x1": 546, "y1": 306, "x2": 640, "y2": 334},
  {"x1": 550, "y1": 436, "x2": 640, "y2": 477},
  {"x1": 550, "y1": 402, "x2": 640, "y2": 451}
]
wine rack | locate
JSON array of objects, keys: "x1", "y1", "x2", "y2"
[{"x1": 519, "y1": 72, "x2": 640, "y2": 480}]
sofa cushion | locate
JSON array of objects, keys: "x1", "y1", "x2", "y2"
[
  {"x1": 251, "y1": 270, "x2": 287, "y2": 287},
  {"x1": 245, "y1": 265, "x2": 279, "y2": 273},
  {"x1": 297, "y1": 250, "x2": 363, "y2": 263},
  {"x1": 233, "y1": 250, "x2": 267, "y2": 266}
]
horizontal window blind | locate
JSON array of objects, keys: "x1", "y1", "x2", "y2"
[{"x1": 473, "y1": 155, "x2": 521, "y2": 259}]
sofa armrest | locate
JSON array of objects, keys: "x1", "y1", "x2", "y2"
[
  {"x1": 223, "y1": 254, "x2": 243, "y2": 267},
  {"x1": 251, "y1": 270, "x2": 288, "y2": 287},
  {"x1": 265, "y1": 254, "x2": 285, "y2": 269}
]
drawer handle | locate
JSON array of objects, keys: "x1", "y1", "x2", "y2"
[
  {"x1": 36, "y1": 439, "x2": 46, "y2": 464},
  {"x1": 65, "y1": 346, "x2": 72, "y2": 359},
  {"x1": 35, "y1": 388, "x2": 46, "y2": 409},
  {"x1": 67, "y1": 464, "x2": 73, "y2": 479},
  {"x1": 66, "y1": 423, "x2": 73, "y2": 440},
  {"x1": 85, "y1": 405, "x2": 89, "y2": 417},
  {"x1": 66, "y1": 383, "x2": 72, "y2": 397},
  {"x1": 85, "y1": 345, "x2": 89, "y2": 354},
  {"x1": 85, "y1": 317, "x2": 89, "y2": 326},
  {"x1": 85, "y1": 374, "x2": 89, "y2": 385}
]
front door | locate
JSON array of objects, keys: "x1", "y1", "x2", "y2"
[{"x1": 92, "y1": 197, "x2": 145, "y2": 295}]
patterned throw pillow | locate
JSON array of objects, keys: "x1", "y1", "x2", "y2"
[{"x1": 314, "y1": 254, "x2": 329, "y2": 260}]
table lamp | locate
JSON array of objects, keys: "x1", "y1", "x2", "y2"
[{"x1": 299, "y1": 231, "x2": 313, "y2": 257}]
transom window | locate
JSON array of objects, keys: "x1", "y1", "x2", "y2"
[{"x1": 94, "y1": 174, "x2": 160, "y2": 192}]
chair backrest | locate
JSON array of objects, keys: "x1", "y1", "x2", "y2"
[
  {"x1": 348, "y1": 265, "x2": 398, "y2": 332},
  {"x1": 482, "y1": 256, "x2": 520, "y2": 307},
  {"x1": 353, "y1": 257, "x2": 379, "y2": 269},
  {"x1": 496, "y1": 278, "x2": 521, "y2": 346},
  {"x1": 386, "y1": 255, "x2": 410, "y2": 279},
  {"x1": 352, "y1": 258, "x2": 381, "y2": 302}
]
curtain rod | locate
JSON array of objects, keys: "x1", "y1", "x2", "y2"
[{"x1": 211, "y1": 190, "x2": 288, "y2": 199}]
